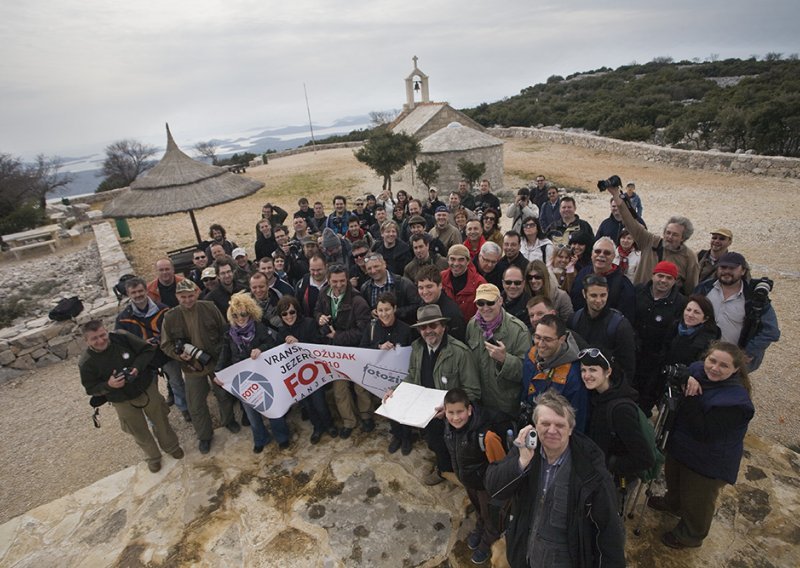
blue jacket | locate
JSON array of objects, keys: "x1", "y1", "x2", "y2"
[
  {"x1": 693, "y1": 278, "x2": 780, "y2": 371},
  {"x1": 325, "y1": 211, "x2": 353, "y2": 235},
  {"x1": 667, "y1": 361, "x2": 754, "y2": 484}
]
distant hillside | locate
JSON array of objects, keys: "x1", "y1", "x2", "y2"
[{"x1": 461, "y1": 56, "x2": 800, "y2": 157}]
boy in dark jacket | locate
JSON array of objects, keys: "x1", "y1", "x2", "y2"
[{"x1": 443, "y1": 388, "x2": 509, "y2": 565}]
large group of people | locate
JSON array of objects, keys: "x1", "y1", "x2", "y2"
[{"x1": 79, "y1": 176, "x2": 781, "y2": 566}]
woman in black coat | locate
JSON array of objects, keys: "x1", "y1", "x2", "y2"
[
  {"x1": 665, "y1": 294, "x2": 721, "y2": 366},
  {"x1": 275, "y1": 295, "x2": 338, "y2": 445},
  {"x1": 579, "y1": 347, "x2": 655, "y2": 482},
  {"x1": 359, "y1": 292, "x2": 416, "y2": 455}
]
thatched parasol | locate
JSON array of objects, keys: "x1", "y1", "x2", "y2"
[{"x1": 103, "y1": 124, "x2": 264, "y2": 242}]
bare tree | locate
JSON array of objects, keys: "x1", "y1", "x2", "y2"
[
  {"x1": 369, "y1": 110, "x2": 399, "y2": 127},
  {"x1": 98, "y1": 139, "x2": 157, "y2": 189},
  {"x1": 0, "y1": 153, "x2": 73, "y2": 231},
  {"x1": 194, "y1": 141, "x2": 219, "y2": 164}
]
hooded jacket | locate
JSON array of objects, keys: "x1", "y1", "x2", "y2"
[
  {"x1": 522, "y1": 332, "x2": 589, "y2": 432},
  {"x1": 586, "y1": 373, "x2": 655, "y2": 477}
]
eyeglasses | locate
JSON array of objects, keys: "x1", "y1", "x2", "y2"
[
  {"x1": 475, "y1": 300, "x2": 497, "y2": 307},
  {"x1": 523, "y1": 223, "x2": 537, "y2": 229},
  {"x1": 281, "y1": 309, "x2": 297, "y2": 317},
  {"x1": 202, "y1": 278, "x2": 215, "y2": 282},
  {"x1": 479, "y1": 256, "x2": 498, "y2": 265},
  {"x1": 533, "y1": 334, "x2": 559, "y2": 344},
  {"x1": 578, "y1": 348, "x2": 612, "y2": 368},
  {"x1": 504, "y1": 280, "x2": 523, "y2": 286},
  {"x1": 593, "y1": 249, "x2": 614, "y2": 256},
  {"x1": 193, "y1": 256, "x2": 206, "y2": 260},
  {"x1": 527, "y1": 274, "x2": 543, "y2": 281}
]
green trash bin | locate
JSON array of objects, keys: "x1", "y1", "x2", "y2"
[{"x1": 116, "y1": 218, "x2": 132, "y2": 239}]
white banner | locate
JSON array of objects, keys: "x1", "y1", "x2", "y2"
[{"x1": 215, "y1": 343, "x2": 412, "y2": 419}]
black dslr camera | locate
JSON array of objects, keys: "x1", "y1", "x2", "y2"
[
  {"x1": 174, "y1": 339, "x2": 212, "y2": 366},
  {"x1": 661, "y1": 363, "x2": 690, "y2": 387},
  {"x1": 115, "y1": 367, "x2": 137, "y2": 383},
  {"x1": 597, "y1": 175, "x2": 623, "y2": 192},
  {"x1": 751, "y1": 277, "x2": 774, "y2": 303}
]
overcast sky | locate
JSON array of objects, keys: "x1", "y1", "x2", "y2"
[{"x1": 2, "y1": 0, "x2": 798, "y2": 159}]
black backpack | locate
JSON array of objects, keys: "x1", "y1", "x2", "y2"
[{"x1": 49, "y1": 296, "x2": 84, "y2": 321}]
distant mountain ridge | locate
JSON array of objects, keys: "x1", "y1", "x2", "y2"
[{"x1": 460, "y1": 56, "x2": 800, "y2": 157}]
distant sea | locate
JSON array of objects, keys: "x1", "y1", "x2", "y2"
[{"x1": 51, "y1": 115, "x2": 375, "y2": 199}]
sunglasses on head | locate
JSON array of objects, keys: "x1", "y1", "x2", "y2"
[
  {"x1": 578, "y1": 348, "x2": 612, "y2": 368},
  {"x1": 475, "y1": 300, "x2": 497, "y2": 307}
]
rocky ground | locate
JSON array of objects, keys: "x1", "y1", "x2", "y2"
[
  {"x1": 0, "y1": 138, "x2": 798, "y2": 560},
  {"x1": 0, "y1": 235, "x2": 106, "y2": 329}
]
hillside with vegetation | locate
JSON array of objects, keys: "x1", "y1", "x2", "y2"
[{"x1": 461, "y1": 56, "x2": 800, "y2": 157}]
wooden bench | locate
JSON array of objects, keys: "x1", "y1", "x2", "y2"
[{"x1": 8, "y1": 239, "x2": 56, "y2": 260}]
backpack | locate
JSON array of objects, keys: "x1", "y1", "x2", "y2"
[
  {"x1": 568, "y1": 307, "x2": 624, "y2": 338},
  {"x1": 606, "y1": 398, "x2": 665, "y2": 482},
  {"x1": 49, "y1": 296, "x2": 84, "y2": 321}
]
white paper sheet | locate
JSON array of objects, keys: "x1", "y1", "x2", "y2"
[{"x1": 375, "y1": 382, "x2": 446, "y2": 428}]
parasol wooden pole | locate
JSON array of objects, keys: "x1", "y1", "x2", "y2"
[{"x1": 189, "y1": 210, "x2": 202, "y2": 244}]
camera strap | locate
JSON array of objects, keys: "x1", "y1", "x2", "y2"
[{"x1": 92, "y1": 407, "x2": 101, "y2": 428}]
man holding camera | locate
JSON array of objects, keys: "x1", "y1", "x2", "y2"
[
  {"x1": 485, "y1": 390, "x2": 625, "y2": 568},
  {"x1": 694, "y1": 252, "x2": 780, "y2": 371},
  {"x1": 79, "y1": 320, "x2": 183, "y2": 473},
  {"x1": 161, "y1": 279, "x2": 238, "y2": 454}
]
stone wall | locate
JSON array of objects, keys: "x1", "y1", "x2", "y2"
[
  {"x1": 489, "y1": 127, "x2": 800, "y2": 178},
  {"x1": 421, "y1": 145, "x2": 505, "y2": 192},
  {"x1": 264, "y1": 141, "x2": 364, "y2": 161},
  {"x1": 0, "y1": 222, "x2": 132, "y2": 377}
]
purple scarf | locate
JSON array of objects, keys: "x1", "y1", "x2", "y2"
[
  {"x1": 229, "y1": 319, "x2": 256, "y2": 350},
  {"x1": 475, "y1": 310, "x2": 504, "y2": 340}
]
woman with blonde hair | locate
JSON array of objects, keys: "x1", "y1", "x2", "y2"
[
  {"x1": 524, "y1": 260, "x2": 573, "y2": 322},
  {"x1": 216, "y1": 292, "x2": 290, "y2": 453}
]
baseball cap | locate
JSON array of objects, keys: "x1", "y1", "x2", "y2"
[{"x1": 474, "y1": 283, "x2": 501, "y2": 303}]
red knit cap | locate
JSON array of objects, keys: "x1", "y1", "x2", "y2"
[{"x1": 652, "y1": 261, "x2": 678, "y2": 279}]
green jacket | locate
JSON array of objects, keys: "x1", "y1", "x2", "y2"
[
  {"x1": 161, "y1": 300, "x2": 227, "y2": 378},
  {"x1": 466, "y1": 311, "x2": 532, "y2": 417},
  {"x1": 405, "y1": 335, "x2": 480, "y2": 402}
]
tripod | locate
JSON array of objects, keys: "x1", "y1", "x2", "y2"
[{"x1": 626, "y1": 382, "x2": 682, "y2": 535}]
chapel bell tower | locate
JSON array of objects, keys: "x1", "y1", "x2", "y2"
[{"x1": 404, "y1": 55, "x2": 430, "y2": 111}]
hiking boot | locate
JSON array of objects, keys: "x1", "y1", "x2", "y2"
[
  {"x1": 170, "y1": 447, "x2": 185, "y2": 459},
  {"x1": 467, "y1": 529, "x2": 482, "y2": 550},
  {"x1": 339, "y1": 427, "x2": 353, "y2": 439},
  {"x1": 401, "y1": 438, "x2": 413, "y2": 456},
  {"x1": 240, "y1": 413, "x2": 250, "y2": 427},
  {"x1": 310, "y1": 431, "x2": 322, "y2": 445},
  {"x1": 327, "y1": 427, "x2": 339, "y2": 439},
  {"x1": 423, "y1": 468, "x2": 444, "y2": 486},
  {"x1": 226, "y1": 421, "x2": 241, "y2": 434},
  {"x1": 388, "y1": 437, "x2": 402, "y2": 454},
  {"x1": 661, "y1": 531, "x2": 700, "y2": 549},
  {"x1": 470, "y1": 548, "x2": 490, "y2": 565},
  {"x1": 148, "y1": 460, "x2": 162, "y2": 473},
  {"x1": 361, "y1": 419, "x2": 375, "y2": 433},
  {"x1": 199, "y1": 439, "x2": 212, "y2": 454}
]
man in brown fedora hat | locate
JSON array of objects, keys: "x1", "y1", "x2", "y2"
[{"x1": 391, "y1": 304, "x2": 481, "y2": 485}]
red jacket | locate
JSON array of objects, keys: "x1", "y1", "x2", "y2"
[
  {"x1": 441, "y1": 264, "x2": 486, "y2": 321},
  {"x1": 464, "y1": 236, "x2": 486, "y2": 260}
]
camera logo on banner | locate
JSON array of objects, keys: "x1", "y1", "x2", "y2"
[
  {"x1": 362, "y1": 364, "x2": 405, "y2": 389},
  {"x1": 232, "y1": 370, "x2": 275, "y2": 412}
]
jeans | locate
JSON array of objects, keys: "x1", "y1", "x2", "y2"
[
  {"x1": 243, "y1": 403, "x2": 290, "y2": 446},
  {"x1": 161, "y1": 359, "x2": 187, "y2": 412}
]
